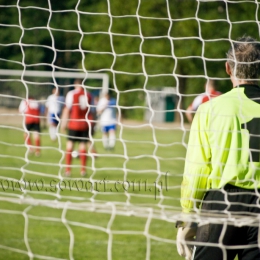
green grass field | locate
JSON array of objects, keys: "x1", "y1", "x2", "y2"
[{"x1": 0, "y1": 122, "x2": 188, "y2": 260}]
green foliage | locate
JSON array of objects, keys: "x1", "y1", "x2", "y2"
[{"x1": 0, "y1": 0, "x2": 260, "y2": 118}]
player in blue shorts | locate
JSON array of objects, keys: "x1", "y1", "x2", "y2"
[
  {"x1": 97, "y1": 92, "x2": 117, "y2": 150},
  {"x1": 45, "y1": 87, "x2": 65, "y2": 141}
]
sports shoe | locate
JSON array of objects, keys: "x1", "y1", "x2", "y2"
[
  {"x1": 64, "y1": 171, "x2": 71, "y2": 177},
  {"x1": 80, "y1": 171, "x2": 87, "y2": 177},
  {"x1": 91, "y1": 150, "x2": 98, "y2": 159}
]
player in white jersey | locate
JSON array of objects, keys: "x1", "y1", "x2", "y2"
[
  {"x1": 97, "y1": 92, "x2": 117, "y2": 150},
  {"x1": 45, "y1": 87, "x2": 65, "y2": 141}
]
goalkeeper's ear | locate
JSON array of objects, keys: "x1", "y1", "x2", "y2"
[{"x1": 225, "y1": 62, "x2": 232, "y2": 76}]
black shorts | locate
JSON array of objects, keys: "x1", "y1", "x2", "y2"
[
  {"x1": 194, "y1": 184, "x2": 260, "y2": 260},
  {"x1": 25, "y1": 123, "x2": 41, "y2": 132},
  {"x1": 68, "y1": 129, "x2": 89, "y2": 143}
]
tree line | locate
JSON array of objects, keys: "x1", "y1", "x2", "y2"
[{"x1": 0, "y1": 0, "x2": 259, "y2": 119}]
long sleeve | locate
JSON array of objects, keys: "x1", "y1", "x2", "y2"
[{"x1": 181, "y1": 105, "x2": 212, "y2": 213}]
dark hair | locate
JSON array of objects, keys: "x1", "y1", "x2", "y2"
[
  {"x1": 226, "y1": 36, "x2": 260, "y2": 81},
  {"x1": 74, "y1": 78, "x2": 83, "y2": 85}
]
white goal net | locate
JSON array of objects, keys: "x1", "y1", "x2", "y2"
[{"x1": 0, "y1": 0, "x2": 259, "y2": 259}]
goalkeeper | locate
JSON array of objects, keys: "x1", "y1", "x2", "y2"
[{"x1": 176, "y1": 35, "x2": 260, "y2": 260}]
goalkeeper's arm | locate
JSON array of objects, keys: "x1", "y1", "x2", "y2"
[{"x1": 176, "y1": 105, "x2": 211, "y2": 259}]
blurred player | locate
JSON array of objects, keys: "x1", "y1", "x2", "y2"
[
  {"x1": 19, "y1": 96, "x2": 41, "y2": 156},
  {"x1": 45, "y1": 87, "x2": 65, "y2": 141},
  {"x1": 61, "y1": 79, "x2": 92, "y2": 177},
  {"x1": 87, "y1": 94, "x2": 99, "y2": 156},
  {"x1": 185, "y1": 79, "x2": 221, "y2": 123},
  {"x1": 96, "y1": 91, "x2": 117, "y2": 150}
]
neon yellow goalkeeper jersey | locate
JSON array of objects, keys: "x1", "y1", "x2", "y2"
[{"x1": 181, "y1": 85, "x2": 260, "y2": 213}]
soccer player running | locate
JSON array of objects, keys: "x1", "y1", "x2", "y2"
[
  {"x1": 176, "y1": 36, "x2": 260, "y2": 260},
  {"x1": 61, "y1": 79, "x2": 92, "y2": 177},
  {"x1": 19, "y1": 96, "x2": 41, "y2": 156}
]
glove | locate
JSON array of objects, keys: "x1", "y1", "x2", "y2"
[{"x1": 176, "y1": 223, "x2": 197, "y2": 260}]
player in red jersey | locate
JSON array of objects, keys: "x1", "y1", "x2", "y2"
[
  {"x1": 61, "y1": 79, "x2": 92, "y2": 177},
  {"x1": 185, "y1": 80, "x2": 221, "y2": 123},
  {"x1": 19, "y1": 97, "x2": 41, "y2": 156}
]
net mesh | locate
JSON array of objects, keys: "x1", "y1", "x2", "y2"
[{"x1": 0, "y1": 0, "x2": 259, "y2": 259}]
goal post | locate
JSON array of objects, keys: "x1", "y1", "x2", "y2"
[
  {"x1": 0, "y1": 69, "x2": 110, "y2": 114},
  {"x1": 0, "y1": 69, "x2": 109, "y2": 94}
]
